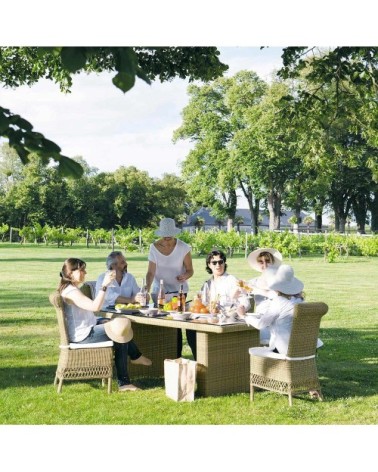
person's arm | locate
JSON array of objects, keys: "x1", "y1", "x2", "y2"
[
  {"x1": 114, "y1": 275, "x2": 140, "y2": 304},
  {"x1": 177, "y1": 251, "x2": 194, "y2": 282},
  {"x1": 65, "y1": 272, "x2": 115, "y2": 312},
  {"x1": 146, "y1": 260, "x2": 156, "y2": 293},
  {"x1": 245, "y1": 298, "x2": 279, "y2": 329}
]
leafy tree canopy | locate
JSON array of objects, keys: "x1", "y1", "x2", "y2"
[{"x1": 0, "y1": 46, "x2": 228, "y2": 178}]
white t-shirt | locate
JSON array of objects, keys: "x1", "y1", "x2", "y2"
[
  {"x1": 61, "y1": 286, "x2": 97, "y2": 342},
  {"x1": 95, "y1": 271, "x2": 140, "y2": 309},
  {"x1": 202, "y1": 273, "x2": 250, "y2": 310},
  {"x1": 148, "y1": 239, "x2": 191, "y2": 294}
]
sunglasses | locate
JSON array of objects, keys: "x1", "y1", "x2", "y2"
[
  {"x1": 211, "y1": 260, "x2": 224, "y2": 266},
  {"x1": 257, "y1": 258, "x2": 271, "y2": 263}
]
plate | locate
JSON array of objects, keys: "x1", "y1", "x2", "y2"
[{"x1": 172, "y1": 311, "x2": 191, "y2": 321}]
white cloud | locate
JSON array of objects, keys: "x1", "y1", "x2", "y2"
[{"x1": 1, "y1": 47, "x2": 286, "y2": 196}]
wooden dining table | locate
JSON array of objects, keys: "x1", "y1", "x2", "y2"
[{"x1": 102, "y1": 308, "x2": 259, "y2": 397}]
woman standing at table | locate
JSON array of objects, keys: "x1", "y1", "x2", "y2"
[
  {"x1": 145, "y1": 218, "x2": 195, "y2": 359},
  {"x1": 58, "y1": 257, "x2": 152, "y2": 392}
]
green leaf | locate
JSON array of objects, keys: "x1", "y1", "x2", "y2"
[
  {"x1": 41, "y1": 138, "x2": 62, "y2": 153},
  {"x1": 112, "y1": 72, "x2": 135, "y2": 93},
  {"x1": 56, "y1": 155, "x2": 84, "y2": 179},
  {"x1": 0, "y1": 112, "x2": 10, "y2": 133},
  {"x1": 13, "y1": 116, "x2": 33, "y2": 132},
  {"x1": 117, "y1": 48, "x2": 137, "y2": 74},
  {"x1": 60, "y1": 47, "x2": 87, "y2": 73},
  {"x1": 135, "y1": 67, "x2": 152, "y2": 85},
  {"x1": 11, "y1": 144, "x2": 30, "y2": 164}
]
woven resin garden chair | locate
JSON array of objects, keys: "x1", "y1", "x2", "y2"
[
  {"x1": 49, "y1": 292, "x2": 114, "y2": 393},
  {"x1": 80, "y1": 280, "x2": 97, "y2": 300},
  {"x1": 249, "y1": 301, "x2": 328, "y2": 406}
]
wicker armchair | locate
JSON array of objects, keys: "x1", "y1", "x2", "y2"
[
  {"x1": 249, "y1": 302, "x2": 328, "y2": 406},
  {"x1": 49, "y1": 292, "x2": 114, "y2": 393},
  {"x1": 80, "y1": 281, "x2": 97, "y2": 300}
]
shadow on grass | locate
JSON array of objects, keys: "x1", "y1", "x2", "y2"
[
  {"x1": 312, "y1": 327, "x2": 377, "y2": 399},
  {"x1": 0, "y1": 364, "x2": 165, "y2": 391},
  {"x1": 0, "y1": 328, "x2": 376, "y2": 399}
]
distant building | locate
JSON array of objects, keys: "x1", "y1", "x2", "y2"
[{"x1": 183, "y1": 207, "x2": 315, "y2": 232}]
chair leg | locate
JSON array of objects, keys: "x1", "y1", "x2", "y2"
[
  {"x1": 57, "y1": 378, "x2": 63, "y2": 394},
  {"x1": 54, "y1": 374, "x2": 58, "y2": 386},
  {"x1": 250, "y1": 385, "x2": 254, "y2": 402},
  {"x1": 107, "y1": 377, "x2": 112, "y2": 394},
  {"x1": 288, "y1": 392, "x2": 293, "y2": 407}
]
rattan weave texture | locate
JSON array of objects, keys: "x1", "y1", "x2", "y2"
[
  {"x1": 50, "y1": 292, "x2": 114, "y2": 393},
  {"x1": 250, "y1": 301, "x2": 328, "y2": 406}
]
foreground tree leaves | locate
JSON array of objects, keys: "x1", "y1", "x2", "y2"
[{"x1": 0, "y1": 46, "x2": 228, "y2": 178}]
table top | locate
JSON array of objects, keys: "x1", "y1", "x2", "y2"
[{"x1": 101, "y1": 308, "x2": 257, "y2": 334}]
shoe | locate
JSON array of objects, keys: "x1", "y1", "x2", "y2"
[
  {"x1": 131, "y1": 355, "x2": 152, "y2": 366},
  {"x1": 119, "y1": 384, "x2": 140, "y2": 392},
  {"x1": 309, "y1": 390, "x2": 323, "y2": 401}
]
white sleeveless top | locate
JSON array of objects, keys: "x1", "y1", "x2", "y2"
[{"x1": 61, "y1": 286, "x2": 97, "y2": 342}]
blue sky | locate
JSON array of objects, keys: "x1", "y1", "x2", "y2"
[{"x1": 1, "y1": 47, "x2": 285, "y2": 181}]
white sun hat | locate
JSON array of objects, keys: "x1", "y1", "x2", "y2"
[
  {"x1": 267, "y1": 264, "x2": 304, "y2": 295},
  {"x1": 104, "y1": 317, "x2": 133, "y2": 343},
  {"x1": 155, "y1": 218, "x2": 181, "y2": 237},
  {"x1": 247, "y1": 247, "x2": 283, "y2": 272}
]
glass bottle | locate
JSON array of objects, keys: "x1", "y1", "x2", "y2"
[
  {"x1": 177, "y1": 284, "x2": 186, "y2": 313},
  {"x1": 157, "y1": 279, "x2": 166, "y2": 310},
  {"x1": 202, "y1": 282, "x2": 210, "y2": 307},
  {"x1": 140, "y1": 278, "x2": 147, "y2": 306}
]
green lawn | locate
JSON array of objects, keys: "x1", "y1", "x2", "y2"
[{"x1": 0, "y1": 243, "x2": 377, "y2": 425}]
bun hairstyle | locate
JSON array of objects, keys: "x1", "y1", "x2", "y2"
[
  {"x1": 58, "y1": 258, "x2": 86, "y2": 292},
  {"x1": 205, "y1": 249, "x2": 228, "y2": 274}
]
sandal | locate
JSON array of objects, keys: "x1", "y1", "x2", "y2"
[{"x1": 309, "y1": 390, "x2": 323, "y2": 401}]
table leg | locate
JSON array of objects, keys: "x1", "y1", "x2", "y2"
[
  {"x1": 196, "y1": 329, "x2": 259, "y2": 397},
  {"x1": 129, "y1": 323, "x2": 177, "y2": 378}
]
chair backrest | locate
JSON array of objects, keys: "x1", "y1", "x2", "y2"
[
  {"x1": 81, "y1": 281, "x2": 97, "y2": 300},
  {"x1": 49, "y1": 291, "x2": 70, "y2": 346},
  {"x1": 286, "y1": 302, "x2": 328, "y2": 358}
]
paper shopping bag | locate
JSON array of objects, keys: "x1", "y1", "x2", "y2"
[{"x1": 164, "y1": 358, "x2": 197, "y2": 402}]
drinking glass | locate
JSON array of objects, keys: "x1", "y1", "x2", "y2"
[{"x1": 106, "y1": 270, "x2": 117, "y2": 288}]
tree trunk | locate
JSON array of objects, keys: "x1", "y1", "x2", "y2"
[
  {"x1": 239, "y1": 181, "x2": 259, "y2": 235},
  {"x1": 225, "y1": 189, "x2": 237, "y2": 232},
  {"x1": 315, "y1": 213, "x2": 323, "y2": 232},
  {"x1": 368, "y1": 190, "x2": 378, "y2": 233},
  {"x1": 252, "y1": 198, "x2": 260, "y2": 235},
  {"x1": 331, "y1": 191, "x2": 352, "y2": 234},
  {"x1": 339, "y1": 217, "x2": 347, "y2": 233},
  {"x1": 267, "y1": 190, "x2": 281, "y2": 230}
]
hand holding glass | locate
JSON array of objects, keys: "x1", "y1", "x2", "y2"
[{"x1": 104, "y1": 270, "x2": 117, "y2": 288}]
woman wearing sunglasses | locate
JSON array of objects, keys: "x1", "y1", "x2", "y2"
[{"x1": 203, "y1": 249, "x2": 250, "y2": 316}]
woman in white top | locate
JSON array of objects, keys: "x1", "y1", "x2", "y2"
[
  {"x1": 247, "y1": 248, "x2": 283, "y2": 306},
  {"x1": 243, "y1": 264, "x2": 304, "y2": 356},
  {"x1": 145, "y1": 218, "x2": 195, "y2": 358},
  {"x1": 58, "y1": 258, "x2": 151, "y2": 392},
  {"x1": 202, "y1": 249, "x2": 250, "y2": 315},
  {"x1": 245, "y1": 248, "x2": 283, "y2": 344}
]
